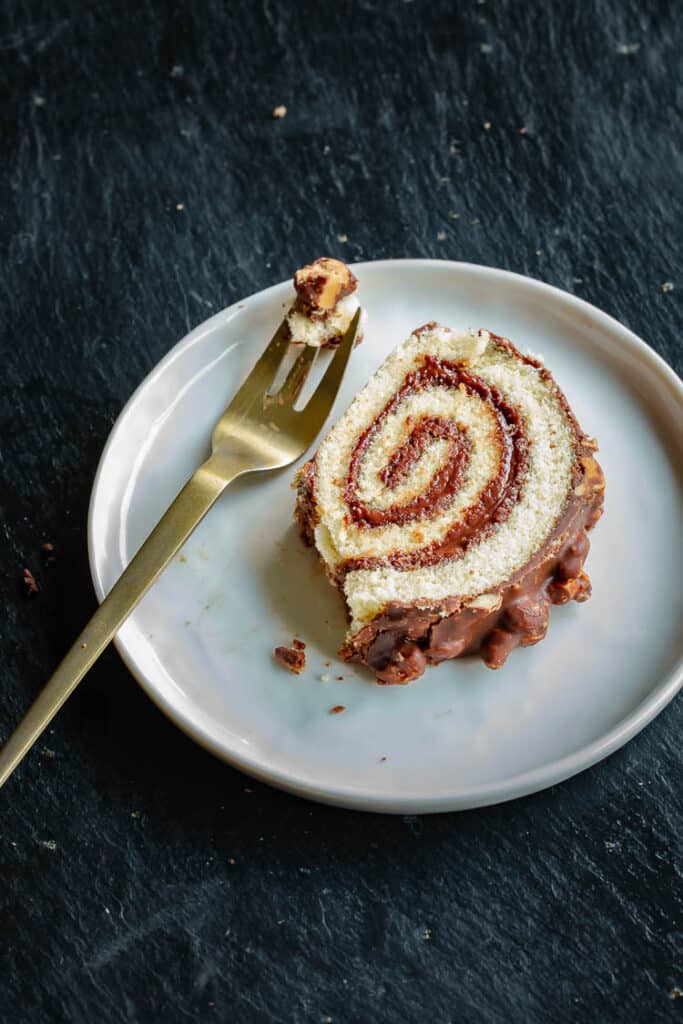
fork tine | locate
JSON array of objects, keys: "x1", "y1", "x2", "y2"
[
  {"x1": 229, "y1": 318, "x2": 291, "y2": 408},
  {"x1": 303, "y1": 309, "x2": 361, "y2": 429},
  {"x1": 277, "y1": 344, "x2": 318, "y2": 405}
]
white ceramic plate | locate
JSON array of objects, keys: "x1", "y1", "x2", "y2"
[{"x1": 88, "y1": 260, "x2": 683, "y2": 813}]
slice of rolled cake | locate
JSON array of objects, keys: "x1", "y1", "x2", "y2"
[
  {"x1": 295, "y1": 324, "x2": 605, "y2": 684},
  {"x1": 286, "y1": 257, "x2": 363, "y2": 348}
]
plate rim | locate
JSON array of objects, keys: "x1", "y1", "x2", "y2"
[{"x1": 87, "y1": 258, "x2": 683, "y2": 813}]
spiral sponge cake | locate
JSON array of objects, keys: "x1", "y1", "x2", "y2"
[{"x1": 295, "y1": 324, "x2": 605, "y2": 683}]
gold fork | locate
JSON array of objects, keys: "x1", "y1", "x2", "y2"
[{"x1": 0, "y1": 308, "x2": 361, "y2": 788}]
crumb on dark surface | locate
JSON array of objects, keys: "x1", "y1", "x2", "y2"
[
  {"x1": 22, "y1": 568, "x2": 39, "y2": 594},
  {"x1": 274, "y1": 645, "x2": 306, "y2": 674},
  {"x1": 41, "y1": 542, "x2": 57, "y2": 563},
  {"x1": 272, "y1": 104, "x2": 287, "y2": 118},
  {"x1": 292, "y1": 638, "x2": 305, "y2": 650},
  {"x1": 330, "y1": 705, "x2": 346, "y2": 714}
]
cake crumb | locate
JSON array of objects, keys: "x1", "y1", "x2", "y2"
[
  {"x1": 330, "y1": 705, "x2": 346, "y2": 714},
  {"x1": 320, "y1": 673, "x2": 330, "y2": 682},
  {"x1": 22, "y1": 568, "x2": 39, "y2": 594},
  {"x1": 662, "y1": 281, "x2": 674, "y2": 293},
  {"x1": 482, "y1": 121, "x2": 491, "y2": 130},
  {"x1": 170, "y1": 64, "x2": 184, "y2": 78},
  {"x1": 292, "y1": 638, "x2": 306, "y2": 651},
  {"x1": 423, "y1": 927, "x2": 432, "y2": 940},
  {"x1": 272, "y1": 105, "x2": 287, "y2": 119},
  {"x1": 274, "y1": 645, "x2": 306, "y2": 674},
  {"x1": 337, "y1": 233, "x2": 348, "y2": 243},
  {"x1": 519, "y1": 126, "x2": 528, "y2": 135},
  {"x1": 41, "y1": 839, "x2": 57, "y2": 851},
  {"x1": 479, "y1": 42, "x2": 492, "y2": 53},
  {"x1": 336, "y1": 675, "x2": 344, "y2": 681},
  {"x1": 41, "y1": 542, "x2": 57, "y2": 563},
  {"x1": 437, "y1": 230, "x2": 446, "y2": 241},
  {"x1": 176, "y1": 203, "x2": 184, "y2": 210},
  {"x1": 448, "y1": 211, "x2": 460, "y2": 220}
]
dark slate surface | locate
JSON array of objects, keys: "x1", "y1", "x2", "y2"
[{"x1": 1, "y1": 0, "x2": 681, "y2": 1020}]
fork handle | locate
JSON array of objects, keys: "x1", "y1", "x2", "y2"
[{"x1": 0, "y1": 451, "x2": 245, "y2": 788}]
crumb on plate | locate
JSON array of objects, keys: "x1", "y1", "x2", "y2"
[{"x1": 274, "y1": 644, "x2": 306, "y2": 674}]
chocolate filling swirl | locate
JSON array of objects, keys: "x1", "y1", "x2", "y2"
[{"x1": 341, "y1": 357, "x2": 529, "y2": 574}]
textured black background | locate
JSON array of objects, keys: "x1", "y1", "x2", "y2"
[{"x1": 1, "y1": 1, "x2": 682, "y2": 1021}]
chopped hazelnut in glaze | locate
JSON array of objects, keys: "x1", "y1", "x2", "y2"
[
  {"x1": 294, "y1": 257, "x2": 357, "y2": 317},
  {"x1": 287, "y1": 256, "x2": 363, "y2": 349}
]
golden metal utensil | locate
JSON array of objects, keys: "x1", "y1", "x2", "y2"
[{"x1": 0, "y1": 309, "x2": 361, "y2": 787}]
